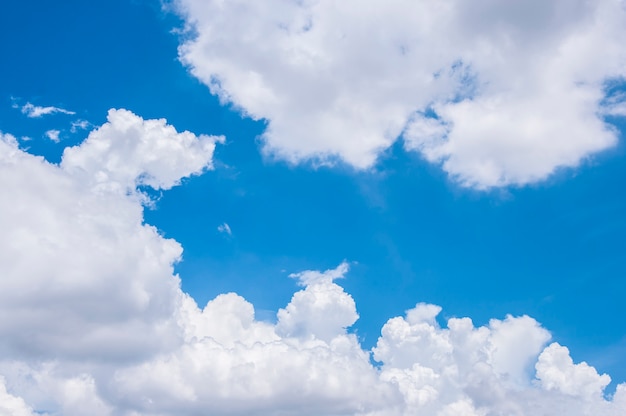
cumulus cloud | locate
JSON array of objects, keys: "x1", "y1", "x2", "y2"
[
  {"x1": 0, "y1": 113, "x2": 625, "y2": 415},
  {"x1": 0, "y1": 110, "x2": 221, "y2": 363},
  {"x1": 174, "y1": 0, "x2": 626, "y2": 188},
  {"x1": 20, "y1": 102, "x2": 75, "y2": 118},
  {"x1": 62, "y1": 108, "x2": 222, "y2": 193},
  {"x1": 111, "y1": 273, "x2": 391, "y2": 416},
  {"x1": 536, "y1": 343, "x2": 612, "y2": 399},
  {"x1": 276, "y1": 261, "x2": 358, "y2": 343}
]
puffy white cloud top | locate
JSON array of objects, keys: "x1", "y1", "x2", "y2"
[
  {"x1": 62, "y1": 109, "x2": 221, "y2": 193},
  {"x1": 0, "y1": 112, "x2": 625, "y2": 415},
  {"x1": 174, "y1": 0, "x2": 626, "y2": 188}
]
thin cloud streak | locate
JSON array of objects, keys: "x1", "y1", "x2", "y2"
[{"x1": 20, "y1": 102, "x2": 75, "y2": 118}]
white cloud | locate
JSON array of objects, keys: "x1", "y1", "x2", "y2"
[
  {"x1": 44, "y1": 129, "x2": 61, "y2": 143},
  {"x1": 20, "y1": 102, "x2": 75, "y2": 118},
  {"x1": 536, "y1": 343, "x2": 612, "y2": 399},
  {"x1": 276, "y1": 262, "x2": 358, "y2": 342},
  {"x1": 174, "y1": 0, "x2": 626, "y2": 188},
  {"x1": 217, "y1": 222, "x2": 232, "y2": 235},
  {"x1": 111, "y1": 282, "x2": 392, "y2": 416},
  {"x1": 0, "y1": 110, "x2": 222, "y2": 363},
  {"x1": 1, "y1": 114, "x2": 626, "y2": 415},
  {"x1": 62, "y1": 108, "x2": 222, "y2": 193}
]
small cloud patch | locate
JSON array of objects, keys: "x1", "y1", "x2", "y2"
[
  {"x1": 217, "y1": 222, "x2": 232, "y2": 236},
  {"x1": 45, "y1": 129, "x2": 61, "y2": 143}
]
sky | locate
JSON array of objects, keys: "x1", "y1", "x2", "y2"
[{"x1": 0, "y1": 0, "x2": 626, "y2": 415}]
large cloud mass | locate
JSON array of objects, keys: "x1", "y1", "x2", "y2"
[
  {"x1": 0, "y1": 112, "x2": 625, "y2": 414},
  {"x1": 174, "y1": 0, "x2": 626, "y2": 188}
]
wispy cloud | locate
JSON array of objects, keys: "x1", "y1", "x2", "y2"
[
  {"x1": 70, "y1": 119, "x2": 92, "y2": 133},
  {"x1": 20, "y1": 102, "x2": 75, "y2": 118},
  {"x1": 217, "y1": 222, "x2": 232, "y2": 235},
  {"x1": 601, "y1": 91, "x2": 626, "y2": 117}
]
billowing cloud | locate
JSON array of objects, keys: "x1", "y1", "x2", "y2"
[
  {"x1": 19, "y1": 102, "x2": 75, "y2": 118},
  {"x1": 0, "y1": 112, "x2": 625, "y2": 415},
  {"x1": 0, "y1": 110, "x2": 221, "y2": 363},
  {"x1": 173, "y1": 0, "x2": 626, "y2": 188},
  {"x1": 62, "y1": 109, "x2": 222, "y2": 192}
]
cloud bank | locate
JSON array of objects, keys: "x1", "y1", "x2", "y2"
[
  {"x1": 0, "y1": 111, "x2": 625, "y2": 414},
  {"x1": 174, "y1": 0, "x2": 626, "y2": 188}
]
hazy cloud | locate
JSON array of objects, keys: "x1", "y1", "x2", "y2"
[{"x1": 70, "y1": 119, "x2": 92, "y2": 133}]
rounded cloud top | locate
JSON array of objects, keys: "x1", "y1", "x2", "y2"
[{"x1": 175, "y1": 0, "x2": 626, "y2": 188}]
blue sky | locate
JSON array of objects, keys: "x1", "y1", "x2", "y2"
[{"x1": 1, "y1": 1, "x2": 626, "y2": 415}]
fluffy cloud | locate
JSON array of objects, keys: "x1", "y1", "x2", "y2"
[
  {"x1": 0, "y1": 110, "x2": 220, "y2": 363},
  {"x1": 174, "y1": 0, "x2": 626, "y2": 188},
  {"x1": 62, "y1": 108, "x2": 222, "y2": 193},
  {"x1": 536, "y1": 343, "x2": 611, "y2": 399},
  {"x1": 1, "y1": 112, "x2": 625, "y2": 415},
  {"x1": 110, "y1": 276, "x2": 392, "y2": 416}
]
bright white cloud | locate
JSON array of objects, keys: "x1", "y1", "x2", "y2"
[
  {"x1": 20, "y1": 102, "x2": 75, "y2": 118},
  {"x1": 276, "y1": 261, "x2": 358, "y2": 342},
  {"x1": 174, "y1": 0, "x2": 626, "y2": 188},
  {"x1": 1, "y1": 114, "x2": 626, "y2": 415},
  {"x1": 111, "y1": 272, "x2": 393, "y2": 416},
  {"x1": 536, "y1": 343, "x2": 612, "y2": 399},
  {"x1": 62, "y1": 108, "x2": 222, "y2": 193}
]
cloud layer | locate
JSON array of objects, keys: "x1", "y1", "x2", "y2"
[
  {"x1": 174, "y1": 0, "x2": 626, "y2": 188},
  {"x1": 1, "y1": 111, "x2": 625, "y2": 414}
]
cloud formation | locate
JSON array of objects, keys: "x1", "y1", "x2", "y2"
[
  {"x1": 0, "y1": 110, "x2": 220, "y2": 364},
  {"x1": 174, "y1": 0, "x2": 626, "y2": 188},
  {"x1": 0, "y1": 111, "x2": 625, "y2": 415},
  {"x1": 19, "y1": 102, "x2": 75, "y2": 118}
]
